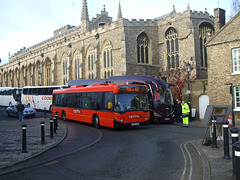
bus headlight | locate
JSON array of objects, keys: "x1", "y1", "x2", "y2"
[{"x1": 114, "y1": 116, "x2": 124, "y2": 122}]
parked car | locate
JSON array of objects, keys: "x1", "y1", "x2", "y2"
[{"x1": 6, "y1": 104, "x2": 36, "y2": 117}]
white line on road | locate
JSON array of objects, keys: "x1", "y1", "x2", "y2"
[{"x1": 180, "y1": 143, "x2": 193, "y2": 180}]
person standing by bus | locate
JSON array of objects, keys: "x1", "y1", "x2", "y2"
[
  {"x1": 17, "y1": 102, "x2": 25, "y2": 122},
  {"x1": 181, "y1": 100, "x2": 190, "y2": 127},
  {"x1": 175, "y1": 99, "x2": 182, "y2": 123}
]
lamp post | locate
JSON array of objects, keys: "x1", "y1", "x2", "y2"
[
  {"x1": 225, "y1": 83, "x2": 235, "y2": 127},
  {"x1": 186, "y1": 62, "x2": 191, "y2": 102}
]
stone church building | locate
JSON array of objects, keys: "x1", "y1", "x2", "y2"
[{"x1": 0, "y1": 0, "x2": 227, "y2": 119}]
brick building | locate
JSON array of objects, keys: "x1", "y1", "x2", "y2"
[
  {"x1": 206, "y1": 10, "x2": 240, "y2": 124},
  {"x1": 0, "y1": 0, "x2": 225, "y2": 120}
]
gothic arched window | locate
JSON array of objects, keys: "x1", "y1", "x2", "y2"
[
  {"x1": 199, "y1": 22, "x2": 214, "y2": 67},
  {"x1": 87, "y1": 46, "x2": 95, "y2": 79},
  {"x1": 62, "y1": 53, "x2": 68, "y2": 84},
  {"x1": 137, "y1": 32, "x2": 150, "y2": 64},
  {"x1": 165, "y1": 27, "x2": 179, "y2": 69},
  {"x1": 45, "y1": 59, "x2": 51, "y2": 86},
  {"x1": 102, "y1": 40, "x2": 113, "y2": 78},
  {"x1": 73, "y1": 50, "x2": 82, "y2": 80}
]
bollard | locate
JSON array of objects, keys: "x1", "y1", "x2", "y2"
[
  {"x1": 41, "y1": 122, "x2": 45, "y2": 145},
  {"x1": 211, "y1": 118, "x2": 218, "y2": 148},
  {"x1": 55, "y1": 111, "x2": 58, "y2": 129},
  {"x1": 53, "y1": 116, "x2": 57, "y2": 134},
  {"x1": 233, "y1": 141, "x2": 240, "y2": 180},
  {"x1": 231, "y1": 127, "x2": 239, "y2": 179},
  {"x1": 222, "y1": 120, "x2": 231, "y2": 159},
  {"x1": 50, "y1": 118, "x2": 53, "y2": 138},
  {"x1": 21, "y1": 124, "x2": 28, "y2": 153},
  {"x1": 44, "y1": 107, "x2": 46, "y2": 119}
]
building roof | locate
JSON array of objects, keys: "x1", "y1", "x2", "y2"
[{"x1": 206, "y1": 10, "x2": 240, "y2": 46}]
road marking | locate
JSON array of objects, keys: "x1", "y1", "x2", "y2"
[
  {"x1": 44, "y1": 160, "x2": 59, "y2": 166},
  {"x1": 180, "y1": 143, "x2": 187, "y2": 180},
  {"x1": 180, "y1": 143, "x2": 193, "y2": 180}
]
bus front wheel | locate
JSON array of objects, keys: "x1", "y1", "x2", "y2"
[
  {"x1": 92, "y1": 115, "x2": 100, "y2": 129},
  {"x1": 62, "y1": 111, "x2": 67, "y2": 121}
]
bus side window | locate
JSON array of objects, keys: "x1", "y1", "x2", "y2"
[
  {"x1": 56, "y1": 94, "x2": 61, "y2": 106},
  {"x1": 32, "y1": 88, "x2": 37, "y2": 95},
  {"x1": 49, "y1": 88, "x2": 53, "y2": 95},
  {"x1": 53, "y1": 94, "x2": 57, "y2": 106},
  {"x1": 43, "y1": 88, "x2": 48, "y2": 95},
  {"x1": 75, "y1": 93, "x2": 81, "y2": 108},
  {"x1": 23, "y1": 88, "x2": 29, "y2": 95},
  {"x1": 81, "y1": 93, "x2": 91, "y2": 109},
  {"x1": 67, "y1": 93, "x2": 74, "y2": 107},
  {"x1": 104, "y1": 92, "x2": 113, "y2": 110},
  {"x1": 62, "y1": 94, "x2": 67, "y2": 107},
  {"x1": 91, "y1": 92, "x2": 102, "y2": 110},
  {"x1": 37, "y1": 88, "x2": 41, "y2": 95}
]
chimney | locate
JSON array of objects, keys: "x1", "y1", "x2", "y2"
[{"x1": 214, "y1": 8, "x2": 226, "y2": 32}]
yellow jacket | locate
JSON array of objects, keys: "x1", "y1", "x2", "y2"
[{"x1": 182, "y1": 103, "x2": 190, "y2": 114}]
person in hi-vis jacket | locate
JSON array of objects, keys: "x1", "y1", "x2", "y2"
[{"x1": 181, "y1": 100, "x2": 190, "y2": 127}]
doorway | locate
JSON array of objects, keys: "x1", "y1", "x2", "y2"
[{"x1": 199, "y1": 94, "x2": 209, "y2": 120}]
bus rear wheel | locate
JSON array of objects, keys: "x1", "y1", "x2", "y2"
[
  {"x1": 92, "y1": 115, "x2": 100, "y2": 129},
  {"x1": 62, "y1": 111, "x2": 67, "y2": 121}
]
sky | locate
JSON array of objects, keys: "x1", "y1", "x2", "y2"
[{"x1": 0, "y1": 0, "x2": 233, "y2": 66}]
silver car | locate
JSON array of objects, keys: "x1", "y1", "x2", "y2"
[{"x1": 6, "y1": 104, "x2": 36, "y2": 117}]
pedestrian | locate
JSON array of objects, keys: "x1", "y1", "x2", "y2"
[
  {"x1": 187, "y1": 101, "x2": 192, "y2": 122},
  {"x1": 17, "y1": 102, "x2": 25, "y2": 122},
  {"x1": 181, "y1": 100, "x2": 190, "y2": 127},
  {"x1": 175, "y1": 99, "x2": 182, "y2": 123}
]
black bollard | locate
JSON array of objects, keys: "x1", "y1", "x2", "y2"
[
  {"x1": 50, "y1": 118, "x2": 53, "y2": 138},
  {"x1": 41, "y1": 122, "x2": 45, "y2": 145},
  {"x1": 222, "y1": 120, "x2": 231, "y2": 159},
  {"x1": 44, "y1": 107, "x2": 46, "y2": 119},
  {"x1": 211, "y1": 118, "x2": 218, "y2": 148},
  {"x1": 21, "y1": 124, "x2": 28, "y2": 153},
  {"x1": 233, "y1": 141, "x2": 240, "y2": 180},
  {"x1": 55, "y1": 112, "x2": 58, "y2": 129},
  {"x1": 53, "y1": 116, "x2": 57, "y2": 134},
  {"x1": 231, "y1": 127, "x2": 239, "y2": 179}
]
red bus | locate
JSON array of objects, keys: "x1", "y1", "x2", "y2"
[
  {"x1": 68, "y1": 75, "x2": 175, "y2": 123},
  {"x1": 52, "y1": 83, "x2": 150, "y2": 128}
]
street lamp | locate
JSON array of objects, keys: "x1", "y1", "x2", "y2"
[
  {"x1": 225, "y1": 83, "x2": 235, "y2": 127},
  {"x1": 186, "y1": 62, "x2": 191, "y2": 102}
]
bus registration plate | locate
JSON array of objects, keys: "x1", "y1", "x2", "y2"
[
  {"x1": 165, "y1": 118, "x2": 170, "y2": 120},
  {"x1": 131, "y1": 123, "x2": 139, "y2": 126}
]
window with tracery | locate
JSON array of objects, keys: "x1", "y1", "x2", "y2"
[
  {"x1": 14, "y1": 68, "x2": 18, "y2": 87},
  {"x1": 45, "y1": 60, "x2": 51, "y2": 86},
  {"x1": 87, "y1": 46, "x2": 95, "y2": 79},
  {"x1": 36, "y1": 62, "x2": 41, "y2": 86},
  {"x1": 21, "y1": 66, "x2": 25, "y2": 87},
  {"x1": 166, "y1": 28, "x2": 179, "y2": 69},
  {"x1": 137, "y1": 32, "x2": 149, "y2": 64},
  {"x1": 199, "y1": 23, "x2": 214, "y2": 67},
  {"x1": 62, "y1": 53, "x2": 68, "y2": 84},
  {"x1": 73, "y1": 50, "x2": 82, "y2": 80},
  {"x1": 103, "y1": 40, "x2": 113, "y2": 78}
]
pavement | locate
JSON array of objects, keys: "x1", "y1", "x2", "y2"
[
  {"x1": 0, "y1": 117, "x2": 236, "y2": 179},
  {"x1": 0, "y1": 116, "x2": 66, "y2": 170}
]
